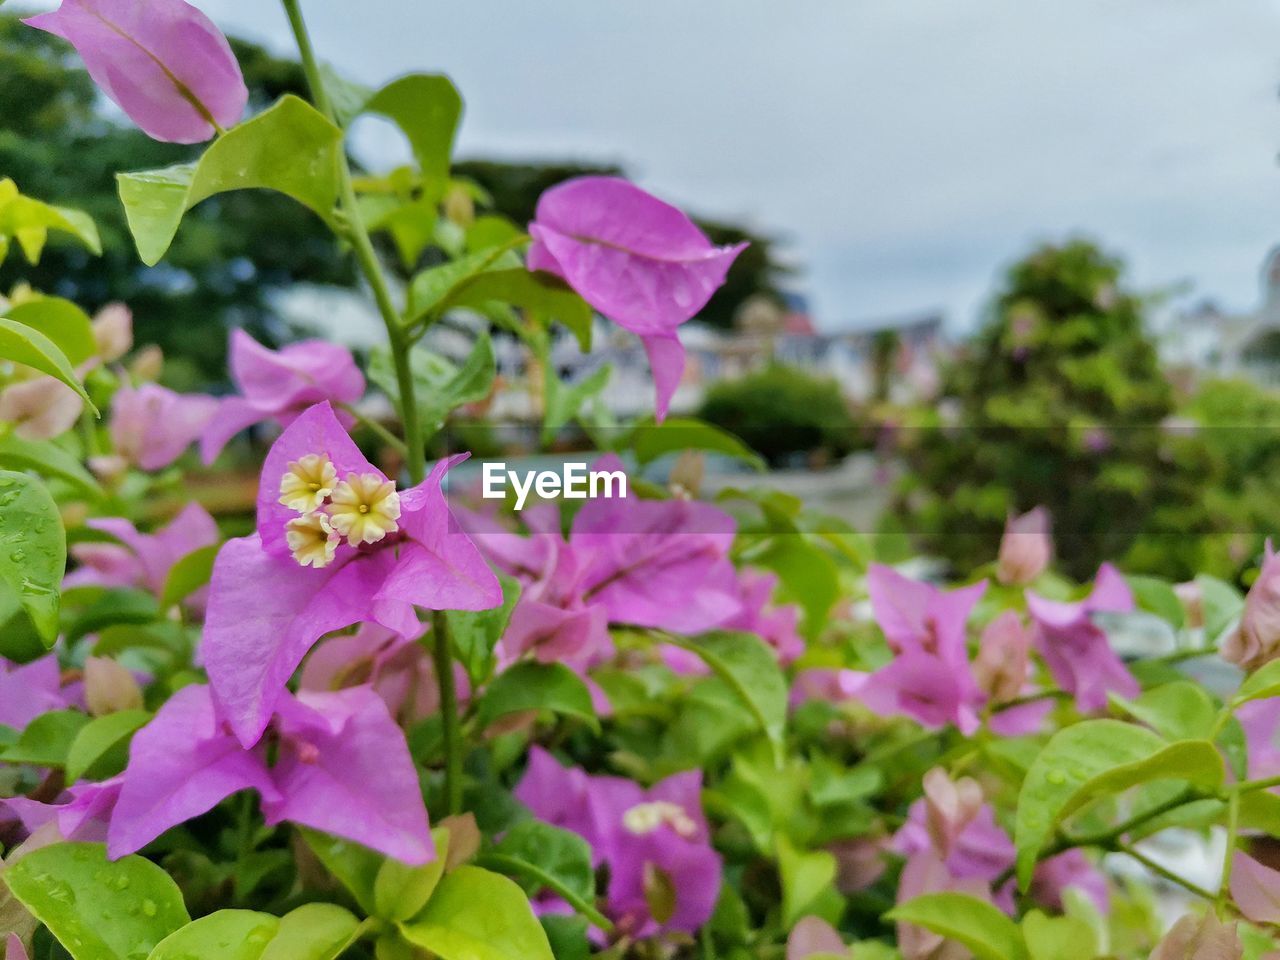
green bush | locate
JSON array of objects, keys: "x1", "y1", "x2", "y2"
[
  {"x1": 697, "y1": 364, "x2": 859, "y2": 467},
  {"x1": 895, "y1": 239, "x2": 1177, "y2": 579}
]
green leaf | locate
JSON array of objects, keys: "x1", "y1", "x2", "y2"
[
  {"x1": 1013, "y1": 720, "x2": 1223, "y2": 887},
  {"x1": 776, "y1": 837, "x2": 838, "y2": 927},
  {"x1": 475, "y1": 662, "x2": 598, "y2": 732},
  {"x1": 751, "y1": 534, "x2": 838, "y2": 639},
  {"x1": 1235, "y1": 658, "x2": 1280, "y2": 706},
  {"x1": 369, "y1": 332, "x2": 496, "y2": 438},
  {"x1": 3, "y1": 298, "x2": 96, "y2": 367},
  {"x1": 117, "y1": 95, "x2": 342, "y2": 265},
  {"x1": 1021, "y1": 910, "x2": 1097, "y2": 960},
  {"x1": 1, "y1": 709, "x2": 89, "y2": 767},
  {"x1": 159, "y1": 544, "x2": 219, "y2": 611},
  {"x1": 66, "y1": 589, "x2": 159, "y2": 644},
  {"x1": 0, "y1": 470, "x2": 67, "y2": 643},
  {"x1": 1197, "y1": 573, "x2": 1244, "y2": 644},
  {"x1": 491, "y1": 821, "x2": 595, "y2": 906},
  {"x1": 888, "y1": 893, "x2": 1028, "y2": 960},
  {"x1": 4, "y1": 842, "x2": 189, "y2": 960},
  {"x1": 64, "y1": 709, "x2": 151, "y2": 782},
  {"x1": 538, "y1": 915, "x2": 589, "y2": 960},
  {"x1": 362, "y1": 75, "x2": 462, "y2": 190},
  {"x1": 300, "y1": 828, "x2": 382, "y2": 916},
  {"x1": 0, "y1": 178, "x2": 101, "y2": 264},
  {"x1": 667, "y1": 631, "x2": 787, "y2": 764},
  {"x1": 0, "y1": 434, "x2": 101, "y2": 497},
  {"x1": 374, "y1": 828, "x2": 448, "y2": 922},
  {"x1": 259, "y1": 903, "x2": 360, "y2": 960},
  {"x1": 147, "y1": 909, "x2": 279, "y2": 960},
  {"x1": 0, "y1": 318, "x2": 93, "y2": 409},
  {"x1": 446, "y1": 269, "x2": 591, "y2": 351},
  {"x1": 447, "y1": 573, "x2": 520, "y2": 686},
  {"x1": 542, "y1": 363, "x2": 611, "y2": 445},
  {"x1": 1109, "y1": 681, "x2": 1215, "y2": 741},
  {"x1": 631, "y1": 417, "x2": 764, "y2": 471},
  {"x1": 1125, "y1": 575, "x2": 1184, "y2": 629},
  {"x1": 397, "y1": 865, "x2": 554, "y2": 960},
  {"x1": 405, "y1": 249, "x2": 523, "y2": 328}
]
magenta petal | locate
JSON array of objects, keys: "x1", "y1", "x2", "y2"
[
  {"x1": 24, "y1": 0, "x2": 247, "y2": 144},
  {"x1": 376, "y1": 455, "x2": 502, "y2": 613},
  {"x1": 528, "y1": 177, "x2": 746, "y2": 336},
  {"x1": 199, "y1": 396, "x2": 274, "y2": 464},
  {"x1": 641, "y1": 334, "x2": 685, "y2": 423},
  {"x1": 91, "y1": 502, "x2": 219, "y2": 595},
  {"x1": 230, "y1": 330, "x2": 365, "y2": 412},
  {"x1": 255, "y1": 401, "x2": 382, "y2": 556},
  {"x1": 204, "y1": 536, "x2": 387, "y2": 747},
  {"x1": 108, "y1": 685, "x2": 276, "y2": 858},
  {"x1": 6, "y1": 933, "x2": 29, "y2": 960},
  {"x1": 266, "y1": 687, "x2": 433, "y2": 865},
  {"x1": 0, "y1": 655, "x2": 69, "y2": 730}
]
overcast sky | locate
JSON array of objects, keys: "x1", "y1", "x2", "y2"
[{"x1": 47, "y1": 1, "x2": 1280, "y2": 331}]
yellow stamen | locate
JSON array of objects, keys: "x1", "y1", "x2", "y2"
[
  {"x1": 326, "y1": 472, "x2": 401, "y2": 546},
  {"x1": 622, "y1": 801, "x2": 698, "y2": 839},
  {"x1": 279, "y1": 454, "x2": 337, "y2": 514},
  {"x1": 286, "y1": 513, "x2": 338, "y2": 568}
]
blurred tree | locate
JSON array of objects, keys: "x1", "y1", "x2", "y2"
[
  {"x1": 455, "y1": 159, "x2": 789, "y2": 331},
  {"x1": 698, "y1": 364, "x2": 860, "y2": 467},
  {"x1": 0, "y1": 16, "x2": 357, "y2": 384},
  {"x1": 894, "y1": 240, "x2": 1178, "y2": 579}
]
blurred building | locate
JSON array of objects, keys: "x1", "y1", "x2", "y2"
[{"x1": 1161, "y1": 247, "x2": 1280, "y2": 385}]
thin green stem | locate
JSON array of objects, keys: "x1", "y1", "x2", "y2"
[
  {"x1": 432, "y1": 611, "x2": 463, "y2": 816},
  {"x1": 280, "y1": 0, "x2": 426, "y2": 485},
  {"x1": 1236, "y1": 773, "x2": 1280, "y2": 795},
  {"x1": 1116, "y1": 842, "x2": 1217, "y2": 902},
  {"x1": 1218, "y1": 790, "x2": 1240, "y2": 912},
  {"x1": 334, "y1": 401, "x2": 406, "y2": 456},
  {"x1": 475, "y1": 853, "x2": 614, "y2": 932}
]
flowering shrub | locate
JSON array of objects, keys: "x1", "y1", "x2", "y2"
[{"x1": 1, "y1": 3, "x2": 1280, "y2": 960}]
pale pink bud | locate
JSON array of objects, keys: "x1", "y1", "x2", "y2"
[
  {"x1": 1174, "y1": 581, "x2": 1204, "y2": 630},
  {"x1": 0, "y1": 376, "x2": 83, "y2": 440},
  {"x1": 1223, "y1": 542, "x2": 1280, "y2": 673},
  {"x1": 972, "y1": 611, "x2": 1031, "y2": 703},
  {"x1": 828, "y1": 836, "x2": 888, "y2": 893},
  {"x1": 1148, "y1": 911, "x2": 1241, "y2": 960},
  {"x1": 922, "y1": 767, "x2": 983, "y2": 857},
  {"x1": 130, "y1": 346, "x2": 164, "y2": 382},
  {"x1": 91, "y1": 303, "x2": 132, "y2": 363},
  {"x1": 786, "y1": 917, "x2": 846, "y2": 960},
  {"x1": 996, "y1": 507, "x2": 1052, "y2": 585},
  {"x1": 83, "y1": 656, "x2": 143, "y2": 716}
]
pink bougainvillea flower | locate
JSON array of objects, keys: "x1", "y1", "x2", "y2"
[
  {"x1": 516, "y1": 746, "x2": 722, "y2": 936},
  {"x1": 1149, "y1": 912, "x2": 1242, "y2": 960},
  {"x1": 108, "y1": 683, "x2": 432, "y2": 864},
  {"x1": 110, "y1": 383, "x2": 218, "y2": 471},
  {"x1": 0, "y1": 655, "x2": 72, "y2": 731},
  {"x1": 66, "y1": 502, "x2": 219, "y2": 601},
  {"x1": 894, "y1": 768, "x2": 1014, "y2": 889},
  {"x1": 5, "y1": 933, "x2": 29, "y2": 960},
  {"x1": 867, "y1": 565, "x2": 987, "y2": 668},
  {"x1": 0, "y1": 376, "x2": 83, "y2": 441},
  {"x1": 1239, "y1": 698, "x2": 1280, "y2": 780},
  {"x1": 786, "y1": 916, "x2": 847, "y2": 960},
  {"x1": 1231, "y1": 852, "x2": 1280, "y2": 924},
  {"x1": 203, "y1": 401, "x2": 500, "y2": 747},
  {"x1": 201, "y1": 330, "x2": 366, "y2": 463},
  {"x1": 1223, "y1": 540, "x2": 1280, "y2": 673},
  {"x1": 1028, "y1": 848, "x2": 1108, "y2": 914},
  {"x1": 2, "y1": 777, "x2": 122, "y2": 847},
  {"x1": 24, "y1": 0, "x2": 248, "y2": 144},
  {"x1": 996, "y1": 507, "x2": 1052, "y2": 585},
  {"x1": 972, "y1": 610, "x2": 1032, "y2": 705},
  {"x1": 1026, "y1": 563, "x2": 1138, "y2": 712},
  {"x1": 301, "y1": 621, "x2": 470, "y2": 725},
  {"x1": 527, "y1": 176, "x2": 747, "y2": 421}
]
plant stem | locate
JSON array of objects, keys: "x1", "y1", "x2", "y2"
[
  {"x1": 1218, "y1": 790, "x2": 1240, "y2": 911},
  {"x1": 475, "y1": 853, "x2": 615, "y2": 932},
  {"x1": 334, "y1": 401, "x2": 407, "y2": 456},
  {"x1": 1235, "y1": 773, "x2": 1280, "y2": 795},
  {"x1": 283, "y1": 0, "x2": 463, "y2": 817},
  {"x1": 1116, "y1": 842, "x2": 1218, "y2": 902},
  {"x1": 432, "y1": 611, "x2": 463, "y2": 815},
  {"x1": 280, "y1": 0, "x2": 426, "y2": 485}
]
